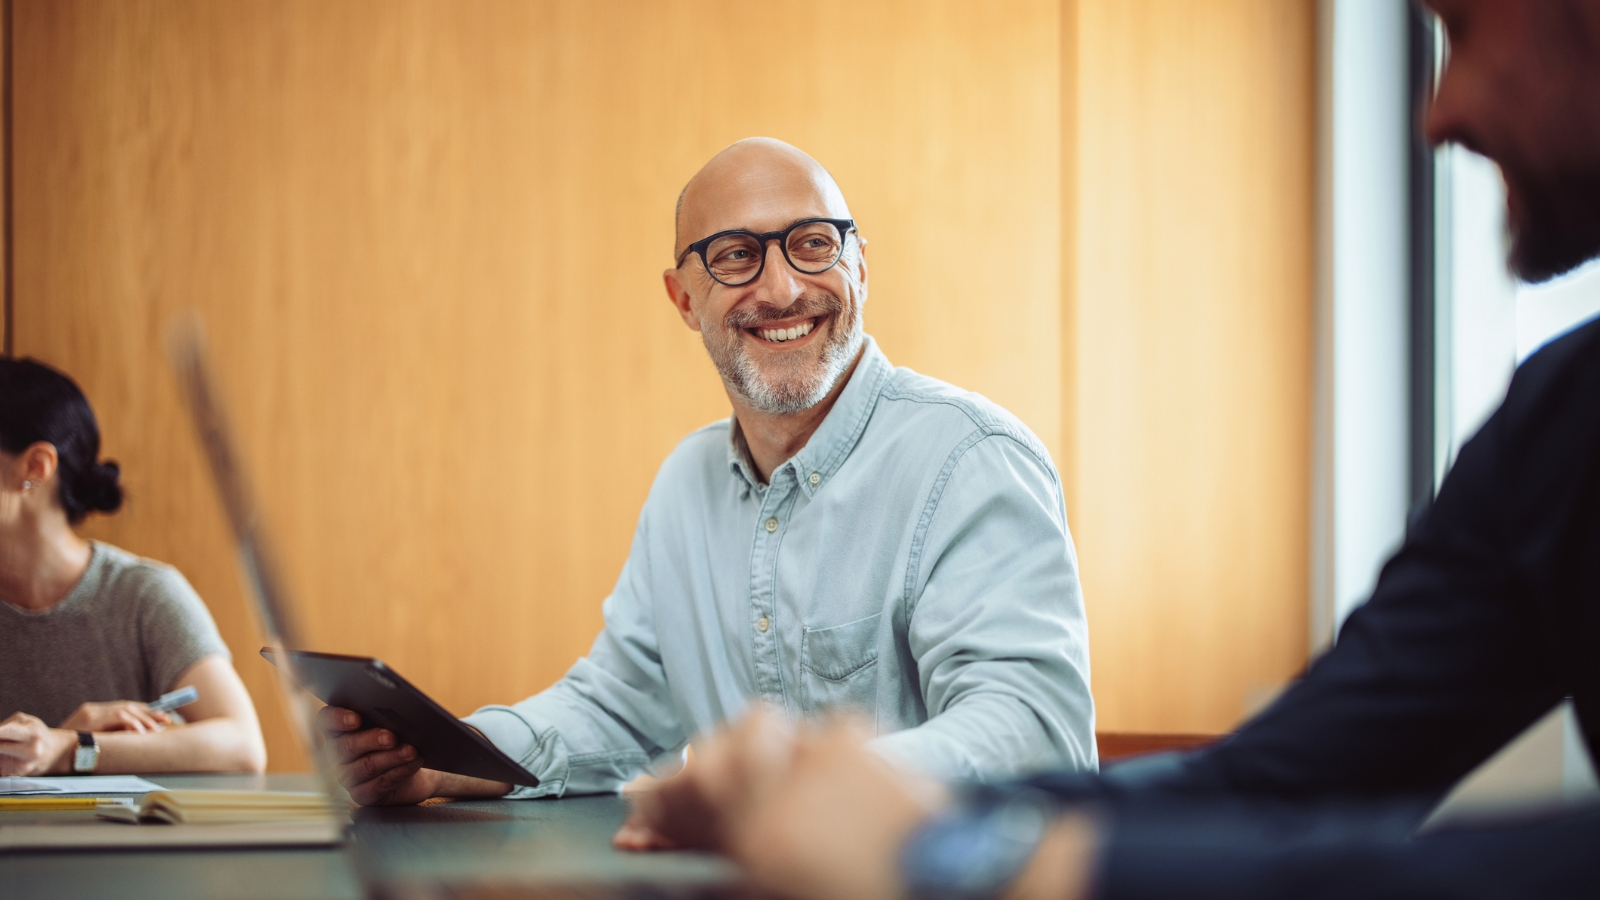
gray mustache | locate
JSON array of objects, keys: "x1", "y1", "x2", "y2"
[{"x1": 724, "y1": 295, "x2": 842, "y2": 330}]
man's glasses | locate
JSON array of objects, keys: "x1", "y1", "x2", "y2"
[{"x1": 676, "y1": 218, "x2": 857, "y2": 287}]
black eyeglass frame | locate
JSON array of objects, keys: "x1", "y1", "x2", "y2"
[{"x1": 675, "y1": 217, "x2": 858, "y2": 287}]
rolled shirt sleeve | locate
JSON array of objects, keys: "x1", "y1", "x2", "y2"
[
  {"x1": 869, "y1": 432, "x2": 1097, "y2": 780},
  {"x1": 463, "y1": 516, "x2": 689, "y2": 798}
]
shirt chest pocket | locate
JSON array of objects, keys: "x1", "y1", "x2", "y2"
[{"x1": 800, "y1": 612, "x2": 881, "y2": 716}]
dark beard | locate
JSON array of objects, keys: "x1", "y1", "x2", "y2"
[{"x1": 1507, "y1": 168, "x2": 1600, "y2": 283}]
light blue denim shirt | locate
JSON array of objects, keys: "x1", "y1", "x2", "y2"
[{"x1": 464, "y1": 337, "x2": 1096, "y2": 795}]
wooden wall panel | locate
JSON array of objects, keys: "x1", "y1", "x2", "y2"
[
  {"x1": 14, "y1": 0, "x2": 1314, "y2": 758},
  {"x1": 1065, "y1": 0, "x2": 1316, "y2": 732},
  {"x1": 12, "y1": 0, "x2": 1060, "y2": 769}
]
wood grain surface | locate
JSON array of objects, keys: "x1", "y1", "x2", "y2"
[
  {"x1": 10, "y1": 0, "x2": 1063, "y2": 769},
  {"x1": 12, "y1": 0, "x2": 1313, "y2": 765},
  {"x1": 1066, "y1": 0, "x2": 1316, "y2": 731}
]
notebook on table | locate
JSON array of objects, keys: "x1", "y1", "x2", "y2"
[{"x1": 96, "y1": 789, "x2": 341, "y2": 825}]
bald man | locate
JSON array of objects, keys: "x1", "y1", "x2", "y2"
[{"x1": 318, "y1": 138, "x2": 1096, "y2": 806}]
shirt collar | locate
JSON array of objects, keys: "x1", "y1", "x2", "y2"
[{"x1": 725, "y1": 335, "x2": 892, "y2": 498}]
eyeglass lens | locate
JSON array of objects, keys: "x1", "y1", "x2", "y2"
[{"x1": 705, "y1": 221, "x2": 846, "y2": 285}]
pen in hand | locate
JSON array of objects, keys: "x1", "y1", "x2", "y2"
[{"x1": 148, "y1": 686, "x2": 199, "y2": 725}]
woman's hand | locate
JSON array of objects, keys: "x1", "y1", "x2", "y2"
[
  {"x1": 0, "y1": 713, "x2": 77, "y2": 776},
  {"x1": 60, "y1": 701, "x2": 172, "y2": 733}
]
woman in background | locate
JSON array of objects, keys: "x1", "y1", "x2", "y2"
[{"x1": 0, "y1": 357, "x2": 266, "y2": 775}]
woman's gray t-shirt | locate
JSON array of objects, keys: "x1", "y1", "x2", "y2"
[{"x1": 0, "y1": 542, "x2": 230, "y2": 726}]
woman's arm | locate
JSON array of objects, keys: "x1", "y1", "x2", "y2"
[
  {"x1": 92, "y1": 654, "x2": 267, "y2": 773},
  {"x1": 1, "y1": 655, "x2": 267, "y2": 775}
]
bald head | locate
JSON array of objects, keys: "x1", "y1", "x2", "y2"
[{"x1": 674, "y1": 138, "x2": 852, "y2": 260}]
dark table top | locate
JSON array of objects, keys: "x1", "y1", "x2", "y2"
[{"x1": 1, "y1": 773, "x2": 740, "y2": 900}]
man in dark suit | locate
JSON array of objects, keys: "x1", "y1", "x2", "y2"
[{"x1": 615, "y1": 1, "x2": 1600, "y2": 897}]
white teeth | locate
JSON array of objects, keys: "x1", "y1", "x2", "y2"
[{"x1": 760, "y1": 320, "x2": 816, "y2": 343}]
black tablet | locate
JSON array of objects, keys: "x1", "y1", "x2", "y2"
[{"x1": 260, "y1": 648, "x2": 539, "y2": 788}]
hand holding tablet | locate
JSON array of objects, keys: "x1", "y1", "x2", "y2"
[{"x1": 260, "y1": 648, "x2": 536, "y2": 805}]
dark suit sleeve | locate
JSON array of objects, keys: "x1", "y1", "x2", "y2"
[{"x1": 1093, "y1": 800, "x2": 1600, "y2": 900}]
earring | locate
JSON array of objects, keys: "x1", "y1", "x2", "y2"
[{"x1": 21, "y1": 481, "x2": 31, "y2": 491}]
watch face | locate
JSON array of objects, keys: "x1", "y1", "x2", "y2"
[
  {"x1": 74, "y1": 744, "x2": 100, "y2": 773},
  {"x1": 901, "y1": 797, "x2": 1052, "y2": 900}
]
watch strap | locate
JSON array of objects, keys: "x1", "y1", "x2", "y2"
[
  {"x1": 900, "y1": 790, "x2": 1054, "y2": 900},
  {"x1": 73, "y1": 730, "x2": 100, "y2": 773}
]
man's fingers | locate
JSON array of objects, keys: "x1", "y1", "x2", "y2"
[
  {"x1": 613, "y1": 816, "x2": 682, "y2": 852},
  {"x1": 620, "y1": 773, "x2": 661, "y2": 797},
  {"x1": 702, "y1": 708, "x2": 793, "y2": 810},
  {"x1": 372, "y1": 759, "x2": 423, "y2": 793},
  {"x1": 316, "y1": 706, "x2": 363, "y2": 736},
  {"x1": 611, "y1": 820, "x2": 653, "y2": 851},
  {"x1": 336, "y1": 744, "x2": 418, "y2": 789},
  {"x1": 333, "y1": 728, "x2": 398, "y2": 764},
  {"x1": 348, "y1": 759, "x2": 424, "y2": 806},
  {"x1": 815, "y1": 711, "x2": 875, "y2": 744},
  {"x1": 629, "y1": 763, "x2": 736, "y2": 851}
]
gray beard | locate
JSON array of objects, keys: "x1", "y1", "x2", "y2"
[{"x1": 703, "y1": 295, "x2": 864, "y2": 416}]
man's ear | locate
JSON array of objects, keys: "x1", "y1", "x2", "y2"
[
  {"x1": 852, "y1": 236, "x2": 869, "y2": 290},
  {"x1": 663, "y1": 268, "x2": 703, "y2": 333}
]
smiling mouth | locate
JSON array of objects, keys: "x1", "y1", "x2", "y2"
[{"x1": 748, "y1": 315, "x2": 823, "y2": 344}]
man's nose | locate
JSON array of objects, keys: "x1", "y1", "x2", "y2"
[{"x1": 750, "y1": 240, "x2": 804, "y2": 302}]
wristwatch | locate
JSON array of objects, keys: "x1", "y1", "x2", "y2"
[
  {"x1": 899, "y1": 791, "x2": 1053, "y2": 900},
  {"x1": 73, "y1": 731, "x2": 100, "y2": 773}
]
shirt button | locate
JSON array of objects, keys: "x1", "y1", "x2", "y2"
[
  {"x1": 765, "y1": 517, "x2": 778, "y2": 533},
  {"x1": 809, "y1": 472, "x2": 821, "y2": 486},
  {"x1": 757, "y1": 616, "x2": 770, "y2": 633}
]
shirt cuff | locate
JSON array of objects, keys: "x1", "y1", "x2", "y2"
[{"x1": 462, "y1": 705, "x2": 567, "y2": 799}]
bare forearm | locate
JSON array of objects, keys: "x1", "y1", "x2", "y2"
[{"x1": 79, "y1": 719, "x2": 266, "y2": 774}]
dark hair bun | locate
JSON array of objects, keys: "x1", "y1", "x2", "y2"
[
  {"x1": 86, "y1": 460, "x2": 124, "y2": 513},
  {"x1": 57, "y1": 458, "x2": 123, "y2": 521}
]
